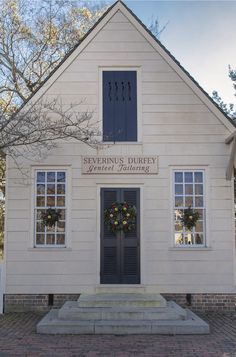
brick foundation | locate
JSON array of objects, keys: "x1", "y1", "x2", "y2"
[
  {"x1": 4, "y1": 293, "x2": 236, "y2": 312},
  {"x1": 163, "y1": 293, "x2": 236, "y2": 312},
  {"x1": 4, "y1": 294, "x2": 80, "y2": 312}
]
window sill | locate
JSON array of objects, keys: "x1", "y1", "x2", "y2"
[
  {"x1": 102, "y1": 142, "x2": 143, "y2": 145},
  {"x1": 169, "y1": 247, "x2": 212, "y2": 251},
  {"x1": 28, "y1": 247, "x2": 72, "y2": 252}
]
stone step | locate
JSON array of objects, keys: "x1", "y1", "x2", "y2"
[
  {"x1": 77, "y1": 293, "x2": 167, "y2": 308},
  {"x1": 58, "y1": 301, "x2": 187, "y2": 321},
  {"x1": 37, "y1": 309, "x2": 210, "y2": 335},
  {"x1": 95, "y1": 285, "x2": 147, "y2": 294},
  {"x1": 95, "y1": 285, "x2": 161, "y2": 294}
]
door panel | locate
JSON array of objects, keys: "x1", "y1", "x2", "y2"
[{"x1": 100, "y1": 188, "x2": 140, "y2": 284}]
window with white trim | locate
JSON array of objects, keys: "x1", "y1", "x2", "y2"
[
  {"x1": 174, "y1": 170, "x2": 205, "y2": 246},
  {"x1": 35, "y1": 170, "x2": 66, "y2": 247}
]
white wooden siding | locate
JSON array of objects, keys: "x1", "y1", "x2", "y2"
[
  {"x1": 5, "y1": 9, "x2": 236, "y2": 294},
  {"x1": 0, "y1": 262, "x2": 4, "y2": 313}
]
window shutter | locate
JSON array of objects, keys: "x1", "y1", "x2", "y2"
[
  {"x1": 103, "y1": 71, "x2": 114, "y2": 141},
  {"x1": 103, "y1": 71, "x2": 137, "y2": 142},
  {"x1": 124, "y1": 71, "x2": 137, "y2": 141}
]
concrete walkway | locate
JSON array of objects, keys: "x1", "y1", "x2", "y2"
[{"x1": 0, "y1": 311, "x2": 236, "y2": 356}]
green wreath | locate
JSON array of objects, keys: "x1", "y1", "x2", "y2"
[
  {"x1": 41, "y1": 208, "x2": 61, "y2": 227},
  {"x1": 104, "y1": 201, "x2": 136, "y2": 233},
  {"x1": 180, "y1": 206, "x2": 200, "y2": 231}
]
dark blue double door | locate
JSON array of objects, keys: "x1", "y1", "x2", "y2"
[{"x1": 100, "y1": 188, "x2": 140, "y2": 284}]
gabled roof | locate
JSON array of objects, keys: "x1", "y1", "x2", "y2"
[{"x1": 20, "y1": 0, "x2": 235, "y2": 131}]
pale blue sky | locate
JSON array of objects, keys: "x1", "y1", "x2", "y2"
[{"x1": 104, "y1": 0, "x2": 236, "y2": 104}]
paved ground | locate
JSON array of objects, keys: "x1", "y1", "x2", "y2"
[{"x1": 0, "y1": 311, "x2": 236, "y2": 357}]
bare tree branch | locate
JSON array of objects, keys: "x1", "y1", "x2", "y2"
[{"x1": 0, "y1": 98, "x2": 101, "y2": 160}]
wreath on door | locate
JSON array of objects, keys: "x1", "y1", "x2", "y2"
[{"x1": 104, "y1": 201, "x2": 136, "y2": 233}]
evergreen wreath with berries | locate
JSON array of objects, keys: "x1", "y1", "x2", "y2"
[
  {"x1": 41, "y1": 208, "x2": 62, "y2": 227},
  {"x1": 180, "y1": 206, "x2": 200, "y2": 231},
  {"x1": 104, "y1": 201, "x2": 136, "y2": 233}
]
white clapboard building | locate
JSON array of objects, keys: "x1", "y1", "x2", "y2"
[{"x1": 4, "y1": 1, "x2": 236, "y2": 312}]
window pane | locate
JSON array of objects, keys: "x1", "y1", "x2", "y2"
[
  {"x1": 175, "y1": 184, "x2": 183, "y2": 195},
  {"x1": 195, "y1": 196, "x2": 204, "y2": 207},
  {"x1": 36, "y1": 221, "x2": 45, "y2": 233},
  {"x1": 185, "y1": 184, "x2": 193, "y2": 195},
  {"x1": 196, "y1": 209, "x2": 204, "y2": 219},
  {"x1": 175, "y1": 197, "x2": 183, "y2": 207},
  {"x1": 185, "y1": 196, "x2": 193, "y2": 206},
  {"x1": 56, "y1": 234, "x2": 65, "y2": 245},
  {"x1": 174, "y1": 209, "x2": 183, "y2": 220},
  {"x1": 47, "y1": 184, "x2": 55, "y2": 195},
  {"x1": 57, "y1": 196, "x2": 65, "y2": 207},
  {"x1": 37, "y1": 196, "x2": 45, "y2": 207},
  {"x1": 175, "y1": 172, "x2": 183, "y2": 183},
  {"x1": 57, "y1": 184, "x2": 65, "y2": 194},
  {"x1": 37, "y1": 184, "x2": 45, "y2": 195},
  {"x1": 194, "y1": 172, "x2": 203, "y2": 183},
  {"x1": 36, "y1": 209, "x2": 45, "y2": 219},
  {"x1": 175, "y1": 233, "x2": 184, "y2": 245},
  {"x1": 195, "y1": 184, "x2": 203, "y2": 195},
  {"x1": 46, "y1": 234, "x2": 55, "y2": 245},
  {"x1": 175, "y1": 221, "x2": 183, "y2": 232},
  {"x1": 47, "y1": 172, "x2": 55, "y2": 182},
  {"x1": 195, "y1": 221, "x2": 203, "y2": 232},
  {"x1": 57, "y1": 172, "x2": 66, "y2": 182},
  {"x1": 184, "y1": 232, "x2": 193, "y2": 245},
  {"x1": 47, "y1": 196, "x2": 55, "y2": 206},
  {"x1": 37, "y1": 172, "x2": 45, "y2": 183},
  {"x1": 184, "y1": 172, "x2": 193, "y2": 183},
  {"x1": 57, "y1": 221, "x2": 65, "y2": 232},
  {"x1": 36, "y1": 234, "x2": 45, "y2": 245},
  {"x1": 59, "y1": 209, "x2": 66, "y2": 220},
  {"x1": 46, "y1": 225, "x2": 56, "y2": 233},
  {"x1": 195, "y1": 233, "x2": 203, "y2": 245}
]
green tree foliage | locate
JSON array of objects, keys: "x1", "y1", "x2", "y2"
[
  {"x1": 212, "y1": 65, "x2": 236, "y2": 121},
  {"x1": 212, "y1": 91, "x2": 236, "y2": 119},
  {"x1": 213, "y1": 66, "x2": 236, "y2": 203},
  {"x1": 229, "y1": 66, "x2": 236, "y2": 94}
]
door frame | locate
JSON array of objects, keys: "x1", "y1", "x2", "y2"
[{"x1": 96, "y1": 184, "x2": 144, "y2": 285}]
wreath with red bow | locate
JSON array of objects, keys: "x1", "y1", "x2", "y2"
[{"x1": 104, "y1": 201, "x2": 136, "y2": 233}]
